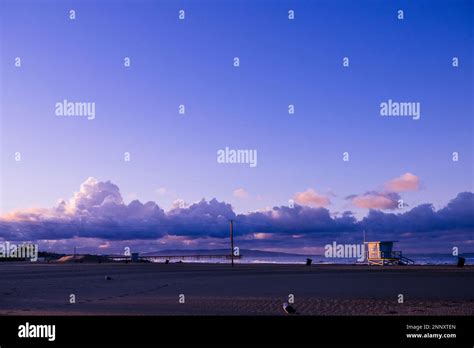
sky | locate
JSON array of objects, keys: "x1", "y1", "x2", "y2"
[{"x1": 0, "y1": 0, "x2": 473, "y2": 255}]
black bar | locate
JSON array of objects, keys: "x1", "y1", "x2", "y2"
[{"x1": 0, "y1": 316, "x2": 473, "y2": 346}]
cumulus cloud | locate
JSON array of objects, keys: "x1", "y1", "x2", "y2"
[
  {"x1": 347, "y1": 173, "x2": 419, "y2": 210},
  {"x1": 0, "y1": 178, "x2": 472, "y2": 253},
  {"x1": 293, "y1": 188, "x2": 331, "y2": 207},
  {"x1": 348, "y1": 191, "x2": 401, "y2": 210},
  {"x1": 66, "y1": 177, "x2": 124, "y2": 215},
  {"x1": 239, "y1": 205, "x2": 357, "y2": 235},
  {"x1": 0, "y1": 179, "x2": 352, "y2": 240},
  {"x1": 360, "y1": 192, "x2": 474, "y2": 233},
  {"x1": 385, "y1": 172, "x2": 420, "y2": 192},
  {"x1": 233, "y1": 188, "x2": 249, "y2": 199}
]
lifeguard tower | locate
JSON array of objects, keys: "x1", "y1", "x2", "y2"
[{"x1": 365, "y1": 241, "x2": 414, "y2": 266}]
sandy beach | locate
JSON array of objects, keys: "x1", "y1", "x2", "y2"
[{"x1": 0, "y1": 262, "x2": 473, "y2": 316}]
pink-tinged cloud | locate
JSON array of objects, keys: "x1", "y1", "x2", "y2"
[
  {"x1": 385, "y1": 172, "x2": 420, "y2": 192},
  {"x1": 253, "y1": 232, "x2": 273, "y2": 240},
  {"x1": 98, "y1": 241, "x2": 111, "y2": 249},
  {"x1": 233, "y1": 188, "x2": 249, "y2": 199},
  {"x1": 0, "y1": 178, "x2": 473, "y2": 255},
  {"x1": 294, "y1": 189, "x2": 330, "y2": 207},
  {"x1": 350, "y1": 192, "x2": 400, "y2": 210}
]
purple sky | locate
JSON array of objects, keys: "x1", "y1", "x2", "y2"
[{"x1": 0, "y1": 0, "x2": 473, "y2": 254}]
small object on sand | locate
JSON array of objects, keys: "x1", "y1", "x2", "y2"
[
  {"x1": 457, "y1": 256, "x2": 465, "y2": 268},
  {"x1": 306, "y1": 258, "x2": 312, "y2": 266},
  {"x1": 165, "y1": 259, "x2": 169, "y2": 264},
  {"x1": 282, "y1": 302, "x2": 297, "y2": 314},
  {"x1": 104, "y1": 275, "x2": 112, "y2": 280}
]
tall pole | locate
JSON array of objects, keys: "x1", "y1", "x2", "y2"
[
  {"x1": 363, "y1": 230, "x2": 367, "y2": 263},
  {"x1": 230, "y1": 219, "x2": 234, "y2": 267}
]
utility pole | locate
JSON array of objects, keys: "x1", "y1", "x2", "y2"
[
  {"x1": 230, "y1": 219, "x2": 234, "y2": 267},
  {"x1": 363, "y1": 230, "x2": 367, "y2": 264}
]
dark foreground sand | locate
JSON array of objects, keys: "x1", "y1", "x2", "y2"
[{"x1": 0, "y1": 263, "x2": 473, "y2": 315}]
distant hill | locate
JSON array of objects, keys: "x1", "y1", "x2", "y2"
[{"x1": 141, "y1": 249, "x2": 315, "y2": 257}]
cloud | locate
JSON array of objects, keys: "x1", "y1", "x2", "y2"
[
  {"x1": 349, "y1": 191, "x2": 400, "y2": 210},
  {"x1": 293, "y1": 188, "x2": 331, "y2": 207},
  {"x1": 98, "y1": 241, "x2": 111, "y2": 249},
  {"x1": 347, "y1": 173, "x2": 419, "y2": 210},
  {"x1": 253, "y1": 232, "x2": 273, "y2": 240},
  {"x1": 67, "y1": 177, "x2": 124, "y2": 215},
  {"x1": 0, "y1": 178, "x2": 472, "y2": 253},
  {"x1": 238, "y1": 205, "x2": 357, "y2": 235},
  {"x1": 360, "y1": 192, "x2": 474, "y2": 233},
  {"x1": 0, "y1": 178, "x2": 352, "y2": 240},
  {"x1": 233, "y1": 188, "x2": 249, "y2": 199},
  {"x1": 385, "y1": 172, "x2": 420, "y2": 192}
]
